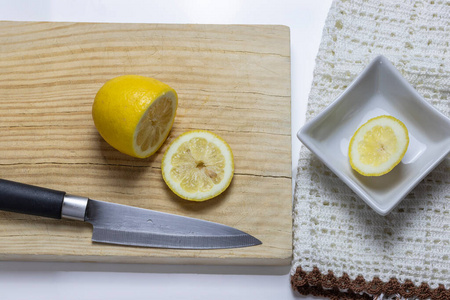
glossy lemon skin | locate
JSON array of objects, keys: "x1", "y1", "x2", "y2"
[{"x1": 92, "y1": 75, "x2": 177, "y2": 158}]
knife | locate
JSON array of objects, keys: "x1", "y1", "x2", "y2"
[{"x1": 0, "y1": 179, "x2": 261, "y2": 249}]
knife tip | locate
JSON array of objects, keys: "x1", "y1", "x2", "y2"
[{"x1": 247, "y1": 235, "x2": 262, "y2": 247}]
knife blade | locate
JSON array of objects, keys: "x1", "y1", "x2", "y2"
[{"x1": 0, "y1": 179, "x2": 261, "y2": 249}]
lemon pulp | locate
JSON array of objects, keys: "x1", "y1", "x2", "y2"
[
  {"x1": 134, "y1": 94, "x2": 176, "y2": 157},
  {"x1": 349, "y1": 115, "x2": 409, "y2": 176},
  {"x1": 162, "y1": 130, "x2": 234, "y2": 201}
]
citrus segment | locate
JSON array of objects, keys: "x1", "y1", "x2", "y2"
[
  {"x1": 349, "y1": 115, "x2": 409, "y2": 176},
  {"x1": 162, "y1": 130, "x2": 234, "y2": 201},
  {"x1": 92, "y1": 75, "x2": 177, "y2": 158}
]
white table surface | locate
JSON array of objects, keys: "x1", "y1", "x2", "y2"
[{"x1": 0, "y1": 1, "x2": 333, "y2": 299}]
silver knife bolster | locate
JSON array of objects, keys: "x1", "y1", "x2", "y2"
[{"x1": 61, "y1": 194, "x2": 89, "y2": 221}]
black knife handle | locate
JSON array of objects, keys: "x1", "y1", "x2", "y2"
[{"x1": 0, "y1": 179, "x2": 66, "y2": 219}]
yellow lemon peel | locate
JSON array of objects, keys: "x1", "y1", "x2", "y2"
[{"x1": 92, "y1": 75, "x2": 177, "y2": 158}]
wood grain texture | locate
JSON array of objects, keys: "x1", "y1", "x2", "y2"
[{"x1": 0, "y1": 21, "x2": 291, "y2": 265}]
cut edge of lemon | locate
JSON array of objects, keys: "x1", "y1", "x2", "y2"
[
  {"x1": 348, "y1": 115, "x2": 409, "y2": 177},
  {"x1": 132, "y1": 90, "x2": 178, "y2": 158},
  {"x1": 161, "y1": 130, "x2": 234, "y2": 201}
]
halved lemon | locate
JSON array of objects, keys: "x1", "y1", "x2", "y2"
[
  {"x1": 161, "y1": 130, "x2": 234, "y2": 201},
  {"x1": 349, "y1": 115, "x2": 409, "y2": 176},
  {"x1": 92, "y1": 75, "x2": 177, "y2": 158}
]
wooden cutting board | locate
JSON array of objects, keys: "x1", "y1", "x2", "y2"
[{"x1": 0, "y1": 21, "x2": 291, "y2": 265}]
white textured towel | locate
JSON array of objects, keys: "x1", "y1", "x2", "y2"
[{"x1": 291, "y1": 0, "x2": 449, "y2": 299}]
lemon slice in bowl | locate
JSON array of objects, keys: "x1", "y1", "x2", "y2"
[
  {"x1": 349, "y1": 115, "x2": 409, "y2": 176},
  {"x1": 92, "y1": 75, "x2": 177, "y2": 158},
  {"x1": 162, "y1": 130, "x2": 234, "y2": 201}
]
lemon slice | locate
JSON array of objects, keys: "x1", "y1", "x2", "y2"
[
  {"x1": 161, "y1": 130, "x2": 234, "y2": 201},
  {"x1": 92, "y1": 75, "x2": 177, "y2": 158},
  {"x1": 349, "y1": 115, "x2": 409, "y2": 176}
]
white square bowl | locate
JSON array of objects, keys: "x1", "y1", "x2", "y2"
[{"x1": 297, "y1": 55, "x2": 450, "y2": 215}]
